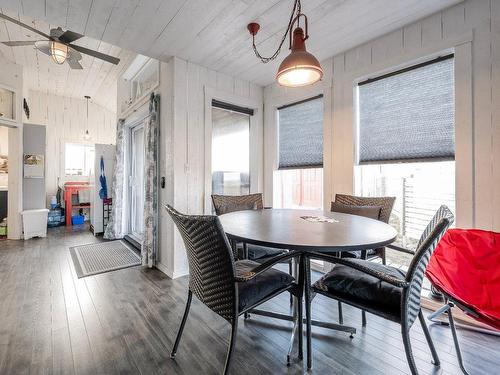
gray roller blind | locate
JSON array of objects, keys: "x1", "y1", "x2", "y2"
[
  {"x1": 278, "y1": 95, "x2": 323, "y2": 169},
  {"x1": 358, "y1": 56, "x2": 455, "y2": 163}
]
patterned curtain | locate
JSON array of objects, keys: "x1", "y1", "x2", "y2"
[
  {"x1": 142, "y1": 93, "x2": 160, "y2": 267},
  {"x1": 104, "y1": 119, "x2": 127, "y2": 239}
]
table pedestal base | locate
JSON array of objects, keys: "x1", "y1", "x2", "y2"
[
  {"x1": 248, "y1": 308, "x2": 356, "y2": 334},
  {"x1": 246, "y1": 307, "x2": 356, "y2": 365}
]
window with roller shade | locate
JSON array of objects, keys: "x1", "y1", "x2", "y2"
[
  {"x1": 357, "y1": 55, "x2": 455, "y2": 164},
  {"x1": 278, "y1": 95, "x2": 323, "y2": 169},
  {"x1": 355, "y1": 55, "x2": 456, "y2": 269},
  {"x1": 274, "y1": 95, "x2": 324, "y2": 211},
  {"x1": 211, "y1": 105, "x2": 251, "y2": 197}
]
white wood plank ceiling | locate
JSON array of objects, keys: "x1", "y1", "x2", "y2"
[
  {"x1": 0, "y1": 0, "x2": 461, "y2": 105},
  {"x1": 0, "y1": 7, "x2": 136, "y2": 112}
]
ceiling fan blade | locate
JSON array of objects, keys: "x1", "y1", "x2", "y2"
[
  {"x1": 34, "y1": 41, "x2": 51, "y2": 56},
  {"x1": 70, "y1": 44, "x2": 120, "y2": 65},
  {"x1": 2, "y1": 41, "x2": 36, "y2": 46},
  {"x1": 0, "y1": 12, "x2": 51, "y2": 39},
  {"x1": 58, "y1": 30, "x2": 83, "y2": 44},
  {"x1": 67, "y1": 58, "x2": 83, "y2": 69},
  {"x1": 68, "y1": 47, "x2": 82, "y2": 61}
]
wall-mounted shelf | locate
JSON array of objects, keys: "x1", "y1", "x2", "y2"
[{"x1": 119, "y1": 56, "x2": 159, "y2": 118}]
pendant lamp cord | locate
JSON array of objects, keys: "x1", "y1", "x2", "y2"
[
  {"x1": 84, "y1": 95, "x2": 90, "y2": 137},
  {"x1": 252, "y1": 0, "x2": 301, "y2": 63},
  {"x1": 86, "y1": 97, "x2": 89, "y2": 128}
]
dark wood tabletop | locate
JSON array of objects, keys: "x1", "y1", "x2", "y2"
[{"x1": 219, "y1": 209, "x2": 397, "y2": 253}]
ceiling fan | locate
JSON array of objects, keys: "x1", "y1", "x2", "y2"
[{"x1": 0, "y1": 13, "x2": 120, "y2": 69}]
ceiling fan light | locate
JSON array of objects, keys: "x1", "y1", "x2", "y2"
[{"x1": 49, "y1": 41, "x2": 68, "y2": 64}]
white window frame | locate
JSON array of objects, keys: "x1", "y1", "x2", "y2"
[
  {"x1": 211, "y1": 107, "x2": 251, "y2": 197},
  {"x1": 344, "y1": 39, "x2": 474, "y2": 229},
  {"x1": 268, "y1": 91, "x2": 331, "y2": 273},
  {"x1": 353, "y1": 55, "x2": 457, "y2": 249},
  {"x1": 263, "y1": 77, "x2": 332, "y2": 210},
  {"x1": 203, "y1": 87, "x2": 263, "y2": 214},
  {"x1": 61, "y1": 140, "x2": 95, "y2": 178}
]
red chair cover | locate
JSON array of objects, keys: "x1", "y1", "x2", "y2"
[{"x1": 426, "y1": 228, "x2": 500, "y2": 330}]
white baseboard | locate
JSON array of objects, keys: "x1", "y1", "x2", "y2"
[
  {"x1": 155, "y1": 261, "x2": 169, "y2": 276},
  {"x1": 156, "y1": 261, "x2": 188, "y2": 279}
]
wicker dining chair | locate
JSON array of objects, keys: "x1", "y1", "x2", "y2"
[
  {"x1": 211, "y1": 193, "x2": 294, "y2": 273},
  {"x1": 331, "y1": 194, "x2": 396, "y2": 326},
  {"x1": 165, "y1": 205, "x2": 302, "y2": 375},
  {"x1": 333, "y1": 194, "x2": 396, "y2": 263},
  {"x1": 212, "y1": 193, "x2": 264, "y2": 215},
  {"x1": 304, "y1": 205, "x2": 454, "y2": 373}
]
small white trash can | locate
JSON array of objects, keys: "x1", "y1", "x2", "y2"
[{"x1": 21, "y1": 209, "x2": 49, "y2": 240}]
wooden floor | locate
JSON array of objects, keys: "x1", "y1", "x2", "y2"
[{"x1": 0, "y1": 226, "x2": 499, "y2": 375}]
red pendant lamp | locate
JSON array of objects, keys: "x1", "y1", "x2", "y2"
[{"x1": 248, "y1": 0, "x2": 323, "y2": 87}]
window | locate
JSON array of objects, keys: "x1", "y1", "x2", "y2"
[
  {"x1": 355, "y1": 162, "x2": 455, "y2": 248},
  {"x1": 64, "y1": 143, "x2": 95, "y2": 176},
  {"x1": 273, "y1": 168, "x2": 323, "y2": 209},
  {"x1": 0, "y1": 87, "x2": 15, "y2": 121},
  {"x1": 274, "y1": 96, "x2": 324, "y2": 210},
  {"x1": 211, "y1": 104, "x2": 251, "y2": 196},
  {"x1": 277, "y1": 95, "x2": 323, "y2": 169},
  {"x1": 357, "y1": 55, "x2": 454, "y2": 163},
  {"x1": 356, "y1": 55, "x2": 455, "y2": 267}
]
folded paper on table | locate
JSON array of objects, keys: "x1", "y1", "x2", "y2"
[{"x1": 301, "y1": 216, "x2": 339, "y2": 223}]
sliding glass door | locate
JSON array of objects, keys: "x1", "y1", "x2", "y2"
[{"x1": 129, "y1": 124, "x2": 144, "y2": 240}]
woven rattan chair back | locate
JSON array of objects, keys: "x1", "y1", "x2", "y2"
[
  {"x1": 334, "y1": 194, "x2": 396, "y2": 224},
  {"x1": 165, "y1": 205, "x2": 236, "y2": 321},
  {"x1": 403, "y1": 205, "x2": 454, "y2": 328},
  {"x1": 212, "y1": 193, "x2": 264, "y2": 216}
]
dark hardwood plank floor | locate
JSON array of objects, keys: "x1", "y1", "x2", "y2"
[{"x1": 0, "y1": 226, "x2": 499, "y2": 374}]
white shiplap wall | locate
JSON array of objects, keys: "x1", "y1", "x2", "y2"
[
  {"x1": 264, "y1": 0, "x2": 500, "y2": 232},
  {"x1": 156, "y1": 57, "x2": 264, "y2": 278},
  {"x1": 26, "y1": 90, "x2": 116, "y2": 203}
]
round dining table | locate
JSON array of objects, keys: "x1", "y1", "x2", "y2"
[
  {"x1": 219, "y1": 208, "x2": 397, "y2": 365},
  {"x1": 219, "y1": 208, "x2": 397, "y2": 253}
]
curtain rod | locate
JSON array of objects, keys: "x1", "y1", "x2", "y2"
[
  {"x1": 277, "y1": 94, "x2": 323, "y2": 110},
  {"x1": 358, "y1": 54, "x2": 454, "y2": 86},
  {"x1": 212, "y1": 99, "x2": 254, "y2": 116}
]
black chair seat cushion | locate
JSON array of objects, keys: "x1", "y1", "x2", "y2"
[
  {"x1": 341, "y1": 249, "x2": 377, "y2": 259},
  {"x1": 313, "y1": 259, "x2": 405, "y2": 319},
  {"x1": 246, "y1": 244, "x2": 287, "y2": 261},
  {"x1": 236, "y1": 260, "x2": 294, "y2": 312}
]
